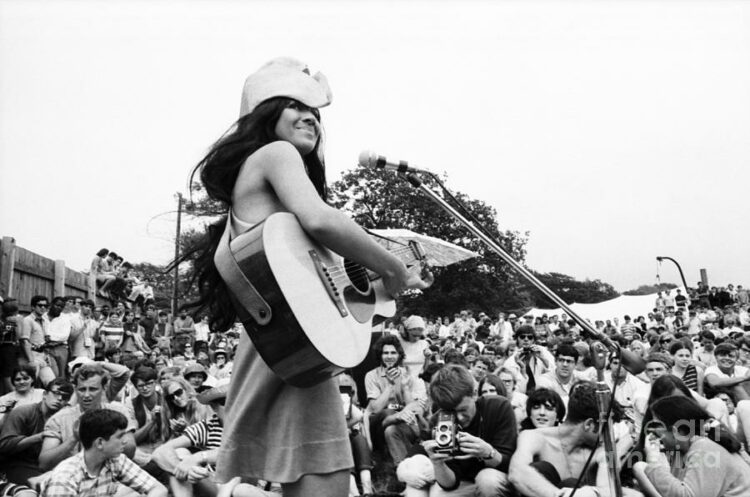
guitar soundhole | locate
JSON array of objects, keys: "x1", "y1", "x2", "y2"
[{"x1": 344, "y1": 259, "x2": 371, "y2": 294}]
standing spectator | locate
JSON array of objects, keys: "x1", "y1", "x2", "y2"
[
  {"x1": 193, "y1": 315, "x2": 211, "y2": 354},
  {"x1": 172, "y1": 310, "x2": 195, "y2": 357},
  {"x1": 0, "y1": 378, "x2": 73, "y2": 485},
  {"x1": 69, "y1": 299, "x2": 98, "y2": 360},
  {"x1": 19, "y1": 295, "x2": 55, "y2": 386},
  {"x1": 139, "y1": 305, "x2": 157, "y2": 348},
  {"x1": 152, "y1": 311, "x2": 173, "y2": 354},
  {"x1": 0, "y1": 300, "x2": 24, "y2": 394},
  {"x1": 45, "y1": 297, "x2": 73, "y2": 380},
  {"x1": 40, "y1": 408, "x2": 167, "y2": 497},
  {"x1": 121, "y1": 310, "x2": 146, "y2": 368}
]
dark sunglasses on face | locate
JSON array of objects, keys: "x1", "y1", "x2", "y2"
[
  {"x1": 167, "y1": 388, "x2": 185, "y2": 399},
  {"x1": 36, "y1": 304, "x2": 49, "y2": 308}
]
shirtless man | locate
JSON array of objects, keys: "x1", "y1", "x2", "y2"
[{"x1": 508, "y1": 381, "x2": 641, "y2": 497}]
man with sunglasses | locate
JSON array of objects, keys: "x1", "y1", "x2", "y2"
[
  {"x1": 0, "y1": 378, "x2": 73, "y2": 484},
  {"x1": 505, "y1": 325, "x2": 554, "y2": 393},
  {"x1": 19, "y1": 295, "x2": 56, "y2": 386},
  {"x1": 152, "y1": 379, "x2": 230, "y2": 497}
]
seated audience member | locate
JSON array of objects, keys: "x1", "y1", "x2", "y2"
[
  {"x1": 703, "y1": 342, "x2": 750, "y2": 401},
  {"x1": 338, "y1": 374, "x2": 374, "y2": 497},
  {"x1": 504, "y1": 325, "x2": 554, "y2": 393},
  {"x1": 38, "y1": 363, "x2": 136, "y2": 471},
  {"x1": 509, "y1": 381, "x2": 637, "y2": 497},
  {"x1": 99, "y1": 311, "x2": 125, "y2": 350},
  {"x1": 397, "y1": 364, "x2": 517, "y2": 497},
  {"x1": 714, "y1": 390, "x2": 739, "y2": 435},
  {"x1": 152, "y1": 312, "x2": 173, "y2": 353},
  {"x1": 152, "y1": 379, "x2": 250, "y2": 497},
  {"x1": 0, "y1": 365, "x2": 45, "y2": 429},
  {"x1": 208, "y1": 348, "x2": 232, "y2": 380},
  {"x1": 0, "y1": 300, "x2": 24, "y2": 394},
  {"x1": 183, "y1": 364, "x2": 211, "y2": 392},
  {"x1": 160, "y1": 378, "x2": 211, "y2": 442},
  {"x1": 41, "y1": 408, "x2": 167, "y2": 497},
  {"x1": 534, "y1": 344, "x2": 580, "y2": 404},
  {"x1": 0, "y1": 379, "x2": 73, "y2": 484},
  {"x1": 518, "y1": 388, "x2": 566, "y2": 431},
  {"x1": 633, "y1": 395, "x2": 750, "y2": 497},
  {"x1": 604, "y1": 355, "x2": 648, "y2": 428},
  {"x1": 470, "y1": 356, "x2": 495, "y2": 382},
  {"x1": 496, "y1": 367, "x2": 528, "y2": 427},
  {"x1": 477, "y1": 374, "x2": 507, "y2": 398},
  {"x1": 694, "y1": 330, "x2": 718, "y2": 368},
  {"x1": 126, "y1": 367, "x2": 163, "y2": 465},
  {"x1": 365, "y1": 335, "x2": 427, "y2": 466},
  {"x1": 669, "y1": 340, "x2": 703, "y2": 394}
]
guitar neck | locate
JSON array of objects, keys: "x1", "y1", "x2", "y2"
[{"x1": 363, "y1": 244, "x2": 423, "y2": 282}]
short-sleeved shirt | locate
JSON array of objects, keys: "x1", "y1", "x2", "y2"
[
  {"x1": 21, "y1": 314, "x2": 48, "y2": 348},
  {"x1": 41, "y1": 452, "x2": 159, "y2": 497},
  {"x1": 44, "y1": 402, "x2": 136, "y2": 459},
  {"x1": 183, "y1": 414, "x2": 223, "y2": 471},
  {"x1": 704, "y1": 365, "x2": 749, "y2": 380},
  {"x1": 364, "y1": 366, "x2": 426, "y2": 410}
]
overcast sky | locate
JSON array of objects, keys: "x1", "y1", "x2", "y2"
[{"x1": 1, "y1": 0, "x2": 748, "y2": 293}]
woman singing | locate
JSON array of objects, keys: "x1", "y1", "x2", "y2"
[{"x1": 186, "y1": 57, "x2": 433, "y2": 497}]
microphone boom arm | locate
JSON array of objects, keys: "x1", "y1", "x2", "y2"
[{"x1": 399, "y1": 172, "x2": 645, "y2": 375}]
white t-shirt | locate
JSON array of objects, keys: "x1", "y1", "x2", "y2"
[{"x1": 704, "y1": 365, "x2": 749, "y2": 380}]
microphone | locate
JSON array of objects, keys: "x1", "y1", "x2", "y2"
[
  {"x1": 358, "y1": 150, "x2": 431, "y2": 174},
  {"x1": 581, "y1": 326, "x2": 646, "y2": 375}
]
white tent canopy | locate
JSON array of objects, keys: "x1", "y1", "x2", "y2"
[{"x1": 524, "y1": 288, "x2": 688, "y2": 323}]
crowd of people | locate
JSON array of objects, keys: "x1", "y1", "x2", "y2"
[{"x1": 1, "y1": 283, "x2": 750, "y2": 496}]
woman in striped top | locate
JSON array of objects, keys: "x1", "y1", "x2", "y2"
[{"x1": 670, "y1": 340, "x2": 704, "y2": 395}]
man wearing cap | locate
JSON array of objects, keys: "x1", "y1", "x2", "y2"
[{"x1": 208, "y1": 348, "x2": 232, "y2": 381}]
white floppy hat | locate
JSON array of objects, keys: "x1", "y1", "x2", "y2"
[{"x1": 240, "y1": 57, "x2": 332, "y2": 117}]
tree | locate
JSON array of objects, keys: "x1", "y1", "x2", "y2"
[
  {"x1": 622, "y1": 283, "x2": 678, "y2": 296},
  {"x1": 523, "y1": 272, "x2": 620, "y2": 308},
  {"x1": 329, "y1": 167, "x2": 531, "y2": 318}
]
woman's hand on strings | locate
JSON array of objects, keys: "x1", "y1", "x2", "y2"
[{"x1": 383, "y1": 265, "x2": 434, "y2": 298}]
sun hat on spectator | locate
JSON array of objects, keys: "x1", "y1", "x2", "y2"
[
  {"x1": 212, "y1": 348, "x2": 230, "y2": 361},
  {"x1": 183, "y1": 363, "x2": 208, "y2": 381},
  {"x1": 240, "y1": 57, "x2": 332, "y2": 118},
  {"x1": 68, "y1": 356, "x2": 94, "y2": 375},
  {"x1": 197, "y1": 377, "x2": 230, "y2": 405},
  {"x1": 404, "y1": 315, "x2": 426, "y2": 330},
  {"x1": 508, "y1": 314, "x2": 517, "y2": 319}
]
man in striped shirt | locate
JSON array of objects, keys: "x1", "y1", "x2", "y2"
[{"x1": 151, "y1": 379, "x2": 227, "y2": 497}]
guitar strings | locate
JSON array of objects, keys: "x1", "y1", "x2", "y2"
[{"x1": 324, "y1": 246, "x2": 418, "y2": 283}]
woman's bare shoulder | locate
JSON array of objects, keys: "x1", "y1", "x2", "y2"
[{"x1": 244, "y1": 140, "x2": 303, "y2": 170}]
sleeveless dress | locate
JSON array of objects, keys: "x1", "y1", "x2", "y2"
[{"x1": 214, "y1": 212, "x2": 353, "y2": 484}]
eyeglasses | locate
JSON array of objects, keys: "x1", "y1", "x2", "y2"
[
  {"x1": 136, "y1": 380, "x2": 156, "y2": 389},
  {"x1": 48, "y1": 390, "x2": 72, "y2": 401},
  {"x1": 518, "y1": 335, "x2": 534, "y2": 340},
  {"x1": 36, "y1": 304, "x2": 49, "y2": 308},
  {"x1": 167, "y1": 388, "x2": 185, "y2": 399}
]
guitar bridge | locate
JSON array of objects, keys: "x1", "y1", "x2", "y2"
[{"x1": 309, "y1": 250, "x2": 349, "y2": 318}]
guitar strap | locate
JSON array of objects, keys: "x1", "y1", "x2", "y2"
[{"x1": 214, "y1": 216, "x2": 273, "y2": 326}]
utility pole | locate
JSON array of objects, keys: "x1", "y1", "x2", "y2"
[{"x1": 172, "y1": 192, "x2": 183, "y2": 317}]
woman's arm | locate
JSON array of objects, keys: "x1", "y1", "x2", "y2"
[{"x1": 249, "y1": 142, "x2": 433, "y2": 297}]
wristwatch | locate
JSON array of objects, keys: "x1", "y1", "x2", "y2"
[{"x1": 482, "y1": 447, "x2": 496, "y2": 461}]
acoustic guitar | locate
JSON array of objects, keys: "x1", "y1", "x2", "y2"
[{"x1": 225, "y1": 212, "x2": 427, "y2": 387}]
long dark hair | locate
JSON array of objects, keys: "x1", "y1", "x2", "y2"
[{"x1": 181, "y1": 97, "x2": 327, "y2": 331}]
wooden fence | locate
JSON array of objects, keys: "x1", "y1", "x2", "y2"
[{"x1": 0, "y1": 236, "x2": 95, "y2": 313}]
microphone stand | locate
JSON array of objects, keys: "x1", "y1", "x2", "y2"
[
  {"x1": 590, "y1": 341, "x2": 622, "y2": 497},
  {"x1": 398, "y1": 172, "x2": 626, "y2": 497}
]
